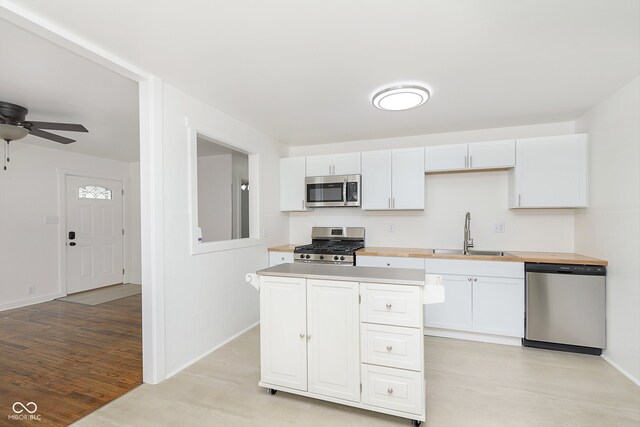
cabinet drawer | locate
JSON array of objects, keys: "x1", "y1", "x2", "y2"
[
  {"x1": 361, "y1": 364, "x2": 423, "y2": 415},
  {"x1": 361, "y1": 323, "x2": 422, "y2": 371},
  {"x1": 360, "y1": 283, "x2": 422, "y2": 328},
  {"x1": 357, "y1": 255, "x2": 425, "y2": 270}
]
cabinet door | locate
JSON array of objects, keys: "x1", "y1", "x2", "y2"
[
  {"x1": 468, "y1": 139, "x2": 515, "y2": 169},
  {"x1": 260, "y1": 276, "x2": 307, "y2": 390},
  {"x1": 361, "y1": 150, "x2": 392, "y2": 210},
  {"x1": 280, "y1": 157, "x2": 308, "y2": 211},
  {"x1": 424, "y1": 144, "x2": 468, "y2": 171},
  {"x1": 472, "y1": 276, "x2": 524, "y2": 337},
  {"x1": 332, "y1": 152, "x2": 361, "y2": 175},
  {"x1": 513, "y1": 134, "x2": 588, "y2": 208},
  {"x1": 392, "y1": 147, "x2": 425, "y2": 210},
  {"x1": 306, "y1": 154, "x2": 333, "y2": 177},
  {"x1": 424, "y1": 274, "x2": 472, "y2": 331},
  {"x1": 307, "y1": 279, "x2": 360, "y2": 402},
  {"x1": 269, "y1": 251, "x2": 294, "y2": 267}
]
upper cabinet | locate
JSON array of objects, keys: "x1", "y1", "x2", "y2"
[
  {"x1": 362, "y1": 147, "x2": 425, "y2": 210},
  {"x1": 306, "y1": 152, "x2": 361, "y2": 177},
  {"x1": 509, "y1": 134, "x2": 588, "y2": 208},
  {"x1": 280, "y1": 157, "x2": 308, "y2": 212},
  {"x1": 425, "y1": 140, "x2": 515, "y2": 172}
]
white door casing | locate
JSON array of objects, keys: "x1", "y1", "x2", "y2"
[{"x1": 65, "y1": 175, "x2": 124, "y2": 294}]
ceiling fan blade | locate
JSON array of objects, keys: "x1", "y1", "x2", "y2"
[
  {"x1": 28, "y1": 128, "x2": 76, "y2": 144},
  {"x1": 26, "y1": 121, "x2": 88, "y2": 132}
]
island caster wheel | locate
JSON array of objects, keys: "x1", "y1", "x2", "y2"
[
  {"x1": 411, "y1": 420, "x2": 421, "y2": 427},
  {"x1": 267, "y1": 388, "x2": 277, "y2": 395}
]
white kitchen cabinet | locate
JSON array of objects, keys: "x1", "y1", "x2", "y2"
[
  {"x1": 356, "y1": 255, "x2": 425, "y2": 270},
  {"x1": 307, "y1": 279, "x2": 360, "y2": 401},
  {"x1": 306, "y1": 152, "x2": 361, "y2": 177},
  {"x1": 361, "y1": 148, "x2": 425, "y2": 210},
  {"x1": 468, "y1": 139, "x2": 515, "y2": 169},
  {"x1": 424, "y1": 144, "x2": 468, "y2": 171},
  {"x1": 280, "y1": 157, "x2": 308, "y2": 211},
  {"x1": 269, "y1": 251, "x2": 294, "y2": 267},
  {"x1": 260, "y1": 276, "x2": 308, "y2": 391},
  {"x1": 472, "y1": 276, "x2": 524, "y2": 337},
  {"x1": 425, "y1": 140, "x2": 515, "y2": 172},
  {"x1": 424, "y1": 274, "x2": 473, "y2": 331},
  {"x1": 510, "y1": 134, "x2": 588, "y2": 208},
  {"x1": 424, "y1": 259, "x2": 525, "y2": 341}
]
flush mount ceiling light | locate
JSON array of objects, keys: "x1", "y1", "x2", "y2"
[{"x1": 372, "y1": 85, "x2": 430, "y2": 111}]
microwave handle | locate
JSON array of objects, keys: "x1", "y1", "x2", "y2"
[{"x1": 343, "y1": 178, "x2": 348, "y2": 205}]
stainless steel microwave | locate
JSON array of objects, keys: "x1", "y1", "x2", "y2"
[{"x1": 305, "y1": 174, "x2": 361, "y2": 207}]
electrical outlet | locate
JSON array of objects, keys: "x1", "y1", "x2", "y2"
[
  {"x1": 493, "y1": 222, "x2": 505, "y2": 233},
  {"x1": 388, "y1": 224, "x2": 395, "y2": 232},
  {"x1": 26, "y1": 286, "x2": 35, "y2": 295}
]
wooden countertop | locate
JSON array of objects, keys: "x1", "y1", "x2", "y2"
[{"x1": 268, "y1": 245, "x2": 608, "y2": 266}]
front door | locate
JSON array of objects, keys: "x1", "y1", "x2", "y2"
[{"x1": 65, "y1": 175, "x2": 124, "y2": 294}]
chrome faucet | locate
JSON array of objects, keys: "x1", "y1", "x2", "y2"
[{"x1": 463, "y1": 212, "x2": 474, "y2": 255}]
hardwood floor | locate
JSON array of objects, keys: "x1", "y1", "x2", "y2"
[{"x1": 0, "y1": 295, "x2": 142, "y2": 426}]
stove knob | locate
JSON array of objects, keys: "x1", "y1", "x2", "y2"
[
  {"x1": 305, "y1": 254, "x2": 310, "y2": 259},
  {"x1": 319, "y1": 255, "x2": 324, "y2": 260},
  {"x1": 299, "y1": 254, "x2": 305, "y2": 259},
  {"x1": 333, "y1": 256, "x2": 339, "y2": 261},
  {"x1": 340, "y1": 256, "x2": 345, "y2": 261}
]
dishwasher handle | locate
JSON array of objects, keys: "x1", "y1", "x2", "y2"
[{"x1": 525, "y1": 262, "x2": 606, "y2": 276}]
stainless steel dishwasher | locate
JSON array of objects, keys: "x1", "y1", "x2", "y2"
[{"x1": 523, "y1": 263, "x2": 606, "y2": 355}]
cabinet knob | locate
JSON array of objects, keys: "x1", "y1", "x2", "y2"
[
  {"x1": 473, "y1": 278, "x2": 477, "y2": 282},
  {"x1": 387, "y1": 387, "x2": 394, "y2": 394},
  {"x1": 468, "y1": 277, "x2": 472, "y2": 282},
  {"x1": 300, "y1": 333, "x2": 305, "y2": 338},
  {"x1": 386, "y1": 263, "x2": 390, "y2": 267},
  {"x1": 386, "y1": 302, "x2": 392, "y2": 309},
  {"x1": 307, "y1": 335, "x2": 311, "y2": 340},
  {"x1": 386, "y1": 345, "x2": 393, "y2": 352}
]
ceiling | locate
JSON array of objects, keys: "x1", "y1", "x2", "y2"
[
  {"x1": 0, "y1": 19, "x2": 139, "y2": 161},
  {"x1": 6, "y1": 0, "x2": 640, "y2": 147}
]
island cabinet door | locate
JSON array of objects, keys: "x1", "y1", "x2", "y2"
[
  {"x1": 307, "y1": 279, "x2": 360, "y2": 402},
  {"x1": 260, "y1": 276, "x2": 308, "y2": 391}
]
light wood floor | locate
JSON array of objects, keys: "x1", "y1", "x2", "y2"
[
  {"x1": 74, "y1": 326, "x2": 639, "y2": 427},
  {"x1": 0, "y1": 295, "x2": 142, "y2": 426}
]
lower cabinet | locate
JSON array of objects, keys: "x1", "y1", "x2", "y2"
[
  {"x1": 260, "y1": 275, "x2": 426, "y2": 424},
  {"x1": 424, "y1": 260, "x2": 525, "y2": 339}
]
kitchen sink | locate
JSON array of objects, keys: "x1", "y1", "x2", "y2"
[{"x1": 431, "y1": 249, "x2": 505, "y2": 257}]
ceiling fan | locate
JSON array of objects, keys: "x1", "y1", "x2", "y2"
[{"x1": 0, "y1": 101, "x2": 89, "y2": 170}]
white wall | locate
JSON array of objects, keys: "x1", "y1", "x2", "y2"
[
  {"x1": 197, "y1": 154, "x2": 232, "y2": 242},
  {"x1": 575, "y1": 76, "x2": 640, "y2": 385},
  {"x1": 289, "y1": 121, "x2": 577, "y2": 251},
  {"x1": 161, "y1": 82, "x2": 289, "y2": 376},
  {"x1": 0, "y1": 142, "x2": 141, "y2": 310}
]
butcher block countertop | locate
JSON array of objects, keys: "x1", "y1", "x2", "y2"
[{"x1": 267, "y1": 244, "x2": 607, "y2": 266}]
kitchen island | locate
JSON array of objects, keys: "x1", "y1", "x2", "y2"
[{"x1": 256, "y1": 263, "x2": 428, "y2": 426}]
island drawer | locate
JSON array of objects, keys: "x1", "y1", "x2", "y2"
[
  {"x1": 360, "y1": 283, "x2": 422, "y2": 328},
  {"x1": 361, "y1": 323, "x2": 422, "y2": 371},
  {"x1": 361, "y1": 364, "x2": 423, "y2": 415}
]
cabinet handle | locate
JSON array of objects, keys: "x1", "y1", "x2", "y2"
[
  {"x1": 470, "y1": 155, "x2": 473, "y2": 168},
  {"x1": 281, "y1": 257, "x2": 285, "y2": 261},
  {"x1": 392, "y1": 198, "x2": 395, "y2": 209},
  {"x1": 518, "y1": 194, "x2": 521, "y2": 207},
  {"x1": 386, "y1": 302, "x2": 392, "y2": 309},
  {"x1": 386, "y1": 345, "x2": 393, "y2": 352},
  {"x1": 299, "y1": 333, "x2": 305, "y2": 338},
  {"x1": 465, "y1": 155, "x2": 468, "y2": 168},
  {"x1": 388, "y1": 198, "x2": 391, "y2": 209},
  {"x1": 302, "y1": 200, "x2": 305, "y2": 210},
  {"x1": 468, "y1": 277, "x2": 472, "y2": 282},
  {"x1": 387, "y1": 387, "x2": 394, "y2": 394},
  {"x1": 474, "y1": 278, "x2": 477, "y2": 282}
]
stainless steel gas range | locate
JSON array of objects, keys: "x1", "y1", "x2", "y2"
[{"x1": 294, "y1": 227, "x2": 365, "y2": 265}]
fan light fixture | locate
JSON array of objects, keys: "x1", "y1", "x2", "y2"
[
  {"x1": 0, "y1": 123, "x2": 28, "y2": 142},
  {"x1": 372, "y1": 85, "x2": 430, "y2": 111}
]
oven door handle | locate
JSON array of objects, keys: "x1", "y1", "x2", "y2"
[{"x1": 343, "y1": 178, "x2": 348, "y2": 205}]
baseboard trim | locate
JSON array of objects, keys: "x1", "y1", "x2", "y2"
[
  {"x1": 0, "y1": 292, "x2": 63, "y2": 312},
  {"x1": 164, "y1": 320, "x2": 260, "y2": 380},
  {"x1": 424, "y1": 327, "x2": 522, "y2": 346},
  {"x1": 601, "y1": 354, "x2": 640, "y2": 387}
]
